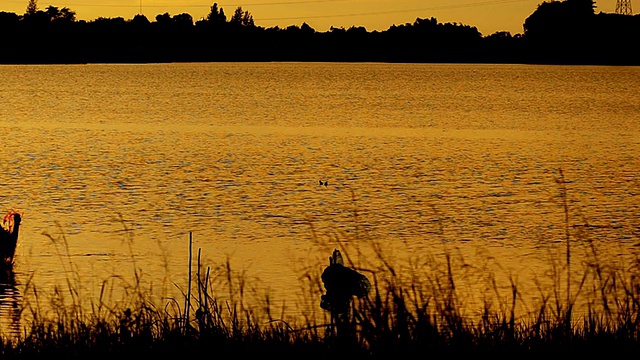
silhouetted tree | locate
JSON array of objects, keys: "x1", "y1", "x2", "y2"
[
  {"x1": 566, "y1": 0, "x2": 596, "y2": 15},
  {"x1": 0, "y1": 10, "x2": 20, "y2": 59},
  {"x1": 481, "y1": 31, "x2": 523, "y2": 63},
  {"x1": 130, "y1": 14, "x2": 150, "y2": 25},
  {"x1": 156, "y1": 12, "x2": 171, "y2": 25},
  {"x1": 173, "y1": 13, "x2": 193, "y2": 28},
  {"x1": 524, "y1": 0, "x2": 595, "y2": 37},
  {"x1": 230, "y1": 6, "x2": 254, "y2": 27},
  {"x1": 206, "y1": 3, "x2": 226, "y2": 25},
  {"x1": 523, "y1": 0, "x2": 598, "y2": 63},
  {"x1": 45, "y1": 5, "x2": 59, "y2": 20},
  {"x1": 87, "y1": 16, "x2": 128, "y2": 60},
  {"x1": 59, "y1": 7, "x2": 76, "y2": 22},
  {"x1": 300, "y1": 22, "x2": 315, "y2": 34},
  {"x1": 44, "y1": 6, "x2": 76, "y2": 25},
  {"x1": 330, "y1": 26, "x2": 346, "y2": 35},
  {"x1": 242, "y1": 10, "x2": 254, "y2": 27},
  {"x1": 0, "y1": 0, "x2": 637, "y2": 64},
  {"x1": 0, "y1": 11, "x2": 20, "y2": 28},
  {"x1": 347, "y1": 25, "x2": 367, "y2": 35},
  {"x1": 25, "y1": 0, "x2": 38, "y2": 16}
]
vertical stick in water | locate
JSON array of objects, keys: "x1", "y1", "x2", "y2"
[
  {"x1": 186, "y1": 231, "x2": 193, "y2": 330},
  {"x1": 197, "y1": 248, "x2": 202, "y2": 306},
  {"x1": 557, "y1": 169, "x2": 571, "y2": 314}
]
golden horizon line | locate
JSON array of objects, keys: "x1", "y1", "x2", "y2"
[{"x1": 7, "y1": 0, "x2": 533, "y2": 23}]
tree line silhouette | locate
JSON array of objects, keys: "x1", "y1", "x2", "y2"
[{"x1": 0, "y1": 0, "x2": 638, "y2": 65}]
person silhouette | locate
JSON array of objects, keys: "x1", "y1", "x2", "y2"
[
  {"x1": 320, "y1": 249, "x2": 371, "y2": 316},
  {"x1": 0, "y1": 211, "x2": 21, "y2": 267}
]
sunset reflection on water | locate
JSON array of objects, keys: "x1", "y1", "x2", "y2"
[{"x1": 0, "y1": 63, "x2": 638, "y2": 330}]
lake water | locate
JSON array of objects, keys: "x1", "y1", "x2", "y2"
[{"x1": 0, "y1": 62, "x2": 638, "y2": 335}]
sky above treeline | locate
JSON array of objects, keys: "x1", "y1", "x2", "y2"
[{"x1": 0, "y1": 0, "x2": 622, "y2": 35}]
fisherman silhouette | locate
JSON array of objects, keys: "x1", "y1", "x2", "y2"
[{"x1": 320, "y1": 249, "x2": 371, "y2": 316}]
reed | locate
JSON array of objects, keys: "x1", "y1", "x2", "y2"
[
  {"x1": 0, "y1": 227, "x2": 637, "y2": 358},
  {"x1": 0, "y1": 173, "x2": 637, "y2": 358}
]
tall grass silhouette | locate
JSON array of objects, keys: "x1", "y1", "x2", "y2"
[{"x1": 0, "y1": 170, "x2": 637, "y2": 357}]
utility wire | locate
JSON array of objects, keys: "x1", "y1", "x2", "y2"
[
  {"x1": 259, "y1": 0, "x2": 533, "y2": 21},
  {"x1": 2, "y1": 0, "x2": 536, "y2": 24},
  {"x1": 4, "y1": 0, "x2": 533, "y2": 11}
]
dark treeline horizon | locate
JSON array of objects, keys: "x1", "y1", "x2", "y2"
[{"x1": 1, "y1": 0, "x2": 639, "y2": 65}]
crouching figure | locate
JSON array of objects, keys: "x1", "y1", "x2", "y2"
[{"x1": 320, "y1": 249, "x2": 371, "y2": 339}]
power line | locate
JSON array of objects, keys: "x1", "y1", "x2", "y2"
[
  {"x1": 2, "y1": 0, "x2": 350, "y2": 8},
  {"x1": 256, "y1": 0, "x2": 533, "y2": 22},
  {"x1": 3, "y1": 0, "x2": 531, "y2": 10},
  {"x1": 2, "y1": 0, "x2": 535, "y2": 25}
]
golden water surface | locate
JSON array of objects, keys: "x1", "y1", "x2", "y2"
[{"x1": 0, "y1": 63, "x2": 638, "y2": 333}]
